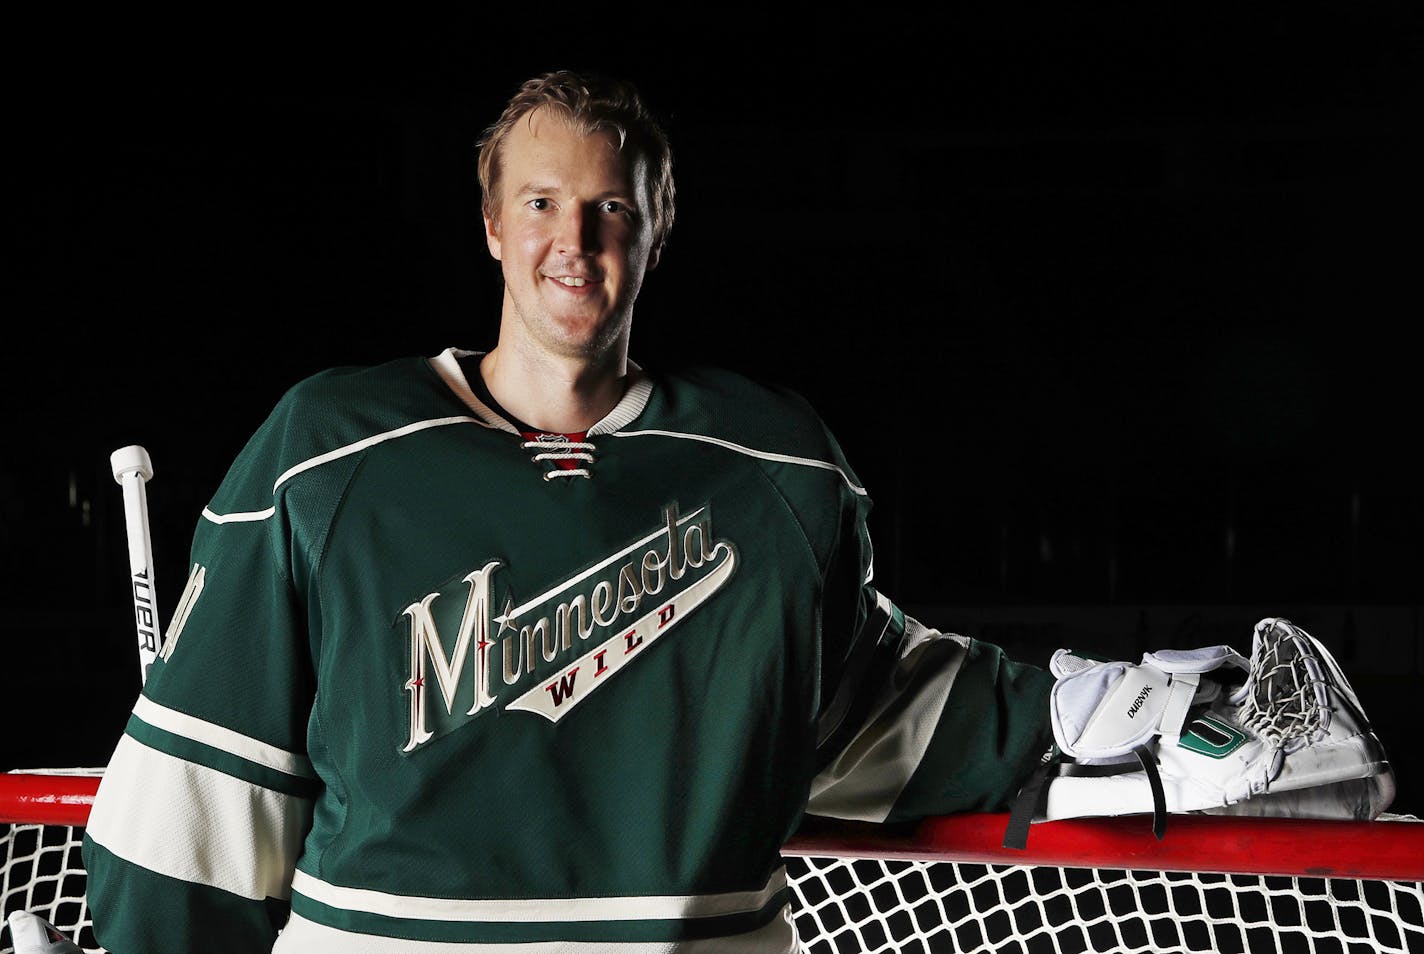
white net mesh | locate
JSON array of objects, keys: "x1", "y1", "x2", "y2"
[
  {"x1": 785, "y1": 856, "x2": 1424, "y2": 954},
  {"x1": 0, "y1": 823, "x2": 99, "y2": 954},
  {"x1": 5, "y1": 831, "x2": 1423, "y2": 953}
]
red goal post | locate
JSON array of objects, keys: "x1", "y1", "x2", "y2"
[
  {"x1": 8, "y1": 772, "x2": 1419, "y2": 880},
  {"x1": 0, "y1": 773, "x2": 97, "y2": 829},
  {"x1": 4, "y1": 770, "x2": 1424, "y2": 953},
  {"x1": 786, "y1": 810, "x2": 1424, "y2": 882}
]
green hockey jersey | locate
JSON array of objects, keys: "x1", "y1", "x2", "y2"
[{"x1": 81, "y1": 348, "x2": 1053, "y2": 952}]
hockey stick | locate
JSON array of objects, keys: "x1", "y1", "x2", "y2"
[{"x1": 110, "y1": 445, "x2": 161, "y2": 685}]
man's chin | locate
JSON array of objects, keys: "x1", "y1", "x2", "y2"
[
  {"x1": 551, "y1": 313, "x2": 630, "y2": 352},
  {"x1": 539, "y1": 327, "x2": 625, "y2": 363},
  {"x1": 506, "y1": 297, "x2": 629, "y2": 361}
]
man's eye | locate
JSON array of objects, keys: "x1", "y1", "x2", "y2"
[
  {"x1": 601, "y1": 200, "x2": 628, "y2": 214},
  {"x1": 528, "y1": 198, "x2": 552, "y2": 211}
]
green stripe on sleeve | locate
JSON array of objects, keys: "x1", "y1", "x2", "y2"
[
  {"x1": 81, "y1": 836, "x2": 289, "y2": 953},
  {"x1": 125, "y1": 713, "x2": 321, "y2": 799}
]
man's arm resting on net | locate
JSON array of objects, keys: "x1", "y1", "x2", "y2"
[{"x1": 808, "y1": 589, "x2": 1056, "y2": 824}]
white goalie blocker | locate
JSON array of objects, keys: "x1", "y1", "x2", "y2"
[{"x1": 1005, "y1": 617, "x2": 1395, "y2": 848}]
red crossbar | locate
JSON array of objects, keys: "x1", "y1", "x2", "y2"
[
  {"x1": 786, "y1": 811, "x2": 1424, "y2": 882},
  {"x1": 0, "y1": 773, "x2": 101, "y2": 828},
  {"x1": 5, "y1": 773, "x2": 1421, "y2": 882}
]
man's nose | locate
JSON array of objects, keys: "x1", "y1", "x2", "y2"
[{"x1": 556, "y1": 204, "x2": 600, "y2": 256}]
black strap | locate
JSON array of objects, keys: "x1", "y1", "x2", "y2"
[
  {"x1": 1133, "y1": 744, "x2": 1168, "y2": 840},
  {"x1": 1002, "y1": 746, "x2": 1169, "y2": 849},
  {"x1": 1002, "y1": 749, "x2": 1060, "y2": 850}
]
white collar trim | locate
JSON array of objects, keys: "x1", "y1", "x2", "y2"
[{"x1": 428, "y1": 348, "x2": 652, "y2": 436}]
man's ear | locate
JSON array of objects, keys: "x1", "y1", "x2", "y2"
[
  {"x1": 646, "y1": 242, "x2": 662, "y2": 272},
  {"x1": 484, "y1": 215, "x2": 502, "y2": 261}
]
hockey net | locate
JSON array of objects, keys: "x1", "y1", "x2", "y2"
[{"x1": 3, "y1": 771, "x2": 1423, "y2": 954}]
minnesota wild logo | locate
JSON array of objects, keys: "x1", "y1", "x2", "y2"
[{"x1": 397, "y1": 503, "x2": 736, "y2": 752}]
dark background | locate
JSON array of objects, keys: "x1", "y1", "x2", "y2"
[{"x1": 4, "y1": 7, "x2": 1421, "y2": 821}]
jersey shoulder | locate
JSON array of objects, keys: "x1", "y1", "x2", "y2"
[
  {"x1": 639, "y1": 365, "x2": 871, "y2": 579},
  {"x1": 278, "y1": 354, "x2": 458, "y2": 429},
  {"x1": 642, "y1": 365, "x2": 856, "y2": 470},
  {"x1": 208, "y1": 355, "x2": 459, "y2": 514}
]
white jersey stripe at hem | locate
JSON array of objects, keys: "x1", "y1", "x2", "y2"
[
  {"x1": 291, "y1": 868, "x2": 788, "y2": 923},
  {"x1": 272, "y1": 909, "x2": 799, "y2": 954}
]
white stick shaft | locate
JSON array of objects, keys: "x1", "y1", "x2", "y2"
[{"x1": 112, "y1": 446, "x2": 161, "y2": 685}]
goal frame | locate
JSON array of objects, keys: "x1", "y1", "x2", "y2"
[
  {"x1": 4, "y1": 771, "x2": 1423, "y2": 881},
  {"x1": 0, "y1": 773, "x2": 97, "y2": 829},
  {"x1": 786, "y1": 810, "x2": 1424, "y2": 883},
  {"x1": 5, "y1": 771, "x2": 1423, "y2": 954}
]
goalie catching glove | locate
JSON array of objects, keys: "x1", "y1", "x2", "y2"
[{"x1": 1003, "y1": 617, "x2": 1394, "y2": 848}]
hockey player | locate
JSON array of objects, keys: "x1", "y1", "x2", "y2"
[{"x1": 79, "y1": 70, "x2": 1392, "y2": 953}]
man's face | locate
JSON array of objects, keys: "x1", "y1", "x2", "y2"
[{"x1": 485, "y1": 107, "x2": 660, "y2": 362}]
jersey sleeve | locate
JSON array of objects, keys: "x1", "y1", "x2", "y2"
[
  {"x1": 809, "y1": 593, "x2": 1056, "y2": 822},
  {"x1": 82, "y1": 394, "x2": 324, "y2": 953},
  {"x1": 805, "y1": 442, "x2": 1055, "y2": 824}
]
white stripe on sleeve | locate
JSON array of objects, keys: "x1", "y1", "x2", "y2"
[
  {"x1": 132, "y1": 695, "x2": 315, "y2": 778},
  {"x1": 807, "y1": 618, "x2": 970, "y2": 823},
  {"x1": 85, "y1": 735, "x2": 312, "y2": 902}
]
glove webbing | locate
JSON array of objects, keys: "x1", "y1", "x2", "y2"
[{"x1": 1002, "y1": 745, "x2": 1167, "y2": 849}]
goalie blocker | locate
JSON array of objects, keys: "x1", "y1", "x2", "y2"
[{"x1": 1004, "y1": 617, "x2": 1395, "y2": 848}]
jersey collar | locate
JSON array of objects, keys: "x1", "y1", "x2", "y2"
[{"x1": 428, "y1": 347, "x2": 653, "y2": 437}]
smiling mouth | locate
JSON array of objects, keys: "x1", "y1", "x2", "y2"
[{"x1": 547, "y1": 275, "x2": 600, "y2": 287}]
